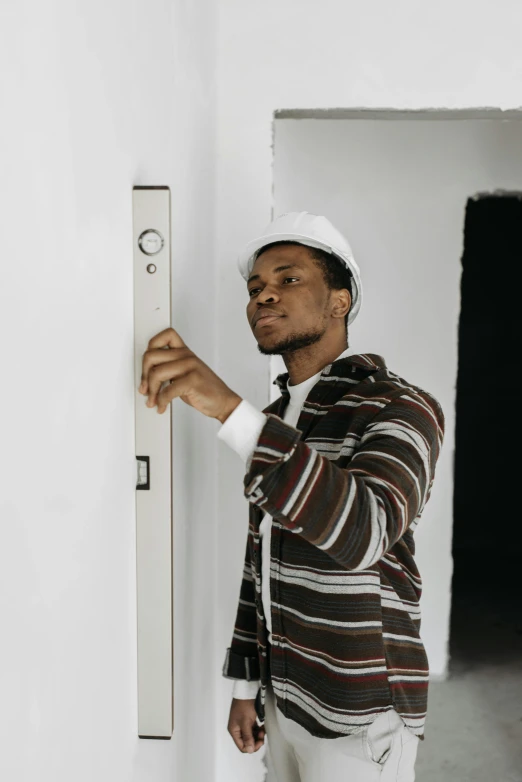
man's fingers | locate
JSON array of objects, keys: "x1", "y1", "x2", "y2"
[
  {"x1": 139, "y1": 334, "x2": 191, "y2": 394},
  {"x1": 228, "y1": 724, "x2": 245, "y2": 753},
  {"x1": 240, "y1": 719, "x2": 255, "y2": 753},
  {"x1": 140, "y1": 350, "x2": 194, "y2": 402},
  {"x1": 228, "y1": 719, "x2": 260, "y2": 754},
  {"x1": 228, "y1": 700, "x2": 262, "y2": 754},
  {"x1": 148, "y1": 326, "x2": 187, "y2": 351},
  {"x1": 139, "y1": 345, "x2": 192, "y2": 391}
]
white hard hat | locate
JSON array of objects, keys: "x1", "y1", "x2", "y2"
[{"x1": 237, "y1": 211, "x2": 362, "y2": 326}]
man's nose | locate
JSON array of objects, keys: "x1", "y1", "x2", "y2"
[{"x1": 258, "y1": 286, "x2": 279, "y2": 302}]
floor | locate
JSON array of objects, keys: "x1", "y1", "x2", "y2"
[{"x1": 415, "y1": 556, "x2": 522, "y2": 782}]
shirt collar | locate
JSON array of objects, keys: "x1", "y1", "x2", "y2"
[{"x1": 273, "y1": 352, "x2": 387, "y2": 394}]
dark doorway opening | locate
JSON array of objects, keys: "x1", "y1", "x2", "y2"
[{"x1": 450, "y1": 193, "x2": 522, "y2": 672}]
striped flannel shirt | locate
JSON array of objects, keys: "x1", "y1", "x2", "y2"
[{"x1": 222, "y1": 352, "x2": 445, "y2": 740}]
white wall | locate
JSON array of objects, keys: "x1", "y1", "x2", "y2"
[
  {"x1": 215, "y1": 3, "x2": 522, "y2": 780},
  {"x1": 0, "y1": 1, "x2": 217, "y2": 781}
]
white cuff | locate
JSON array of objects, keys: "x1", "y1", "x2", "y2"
[
  {"x1": 217, "y1": 399, "x2": 267, "y2": 465},
  {"x1": 232, "y1": 678, "x2": 260, "y2": 700}
]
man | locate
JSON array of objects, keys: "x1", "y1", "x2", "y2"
[{"x1": 139, "y1": 212, "x2": 445, "y2": 781}]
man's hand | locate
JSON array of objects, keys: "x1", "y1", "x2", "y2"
[
  {"x1": 138, "y1": 327, "x2": 242, "y2": 423},
  {"x1": 228, "y1": 698, "x2": 265, "y2": 753}
]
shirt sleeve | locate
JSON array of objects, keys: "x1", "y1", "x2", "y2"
[
  {"x1": 217, "y1": 398, "x2": 267, "y2": 468},
  {"x1": 232, "y1": 678, "x2": 260, "y2": 699},
  {"x1": 241, "y1": 391, "x2": 445, "y2": 572}
]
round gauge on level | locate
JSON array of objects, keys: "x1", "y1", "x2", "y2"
[{"x1": 138, "y1": 229, "x2": 164, "y2": 256}]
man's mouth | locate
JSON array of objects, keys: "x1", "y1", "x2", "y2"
[{"x1": 256, "y1": 315, "x2": 282, "y2": 328}]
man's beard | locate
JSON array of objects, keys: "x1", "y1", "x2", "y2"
[{"x1": 256, "y1": 325, "x2": 326, "y2": 356}]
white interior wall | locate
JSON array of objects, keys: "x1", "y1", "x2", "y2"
[
  {"x1": 215, "y1": 3, "x2": 522, "y2": 781},
  {"x1": 4, "y1": 1, "x2": 522, "y2": 780},
  {"x1": 0, "y1": 2, "x2": 216, "y2": 781},
  {"x1": 272, "y1": 115, "x2": 522, "y2": 679}
]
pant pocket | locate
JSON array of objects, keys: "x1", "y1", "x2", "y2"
[{"x1": 362, "y1": 710, "x2": 396, "y2": 767}]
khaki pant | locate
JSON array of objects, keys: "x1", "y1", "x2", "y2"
[{"x1": 264, "y1": 682, "x2": 419, "y2": 782}]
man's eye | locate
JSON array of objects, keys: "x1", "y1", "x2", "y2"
[{"x1": 248, "y1": 278, "x2": 298, "y2": 297}]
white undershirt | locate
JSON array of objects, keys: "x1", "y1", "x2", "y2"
[{"x1": 217, "y1": 347, "x2": 354, "y2": 698}]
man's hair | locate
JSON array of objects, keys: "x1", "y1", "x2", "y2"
[{"x1": 256, "y1": 240, "x2": 352, "y2": 332}]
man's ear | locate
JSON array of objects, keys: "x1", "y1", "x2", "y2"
[{"x1": 334, "y1": 289, "x2": 351, "y2": 318}]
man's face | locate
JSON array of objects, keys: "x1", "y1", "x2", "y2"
[{"x1": 246, "y1": 243, "x2": 350, "y2": 356}]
